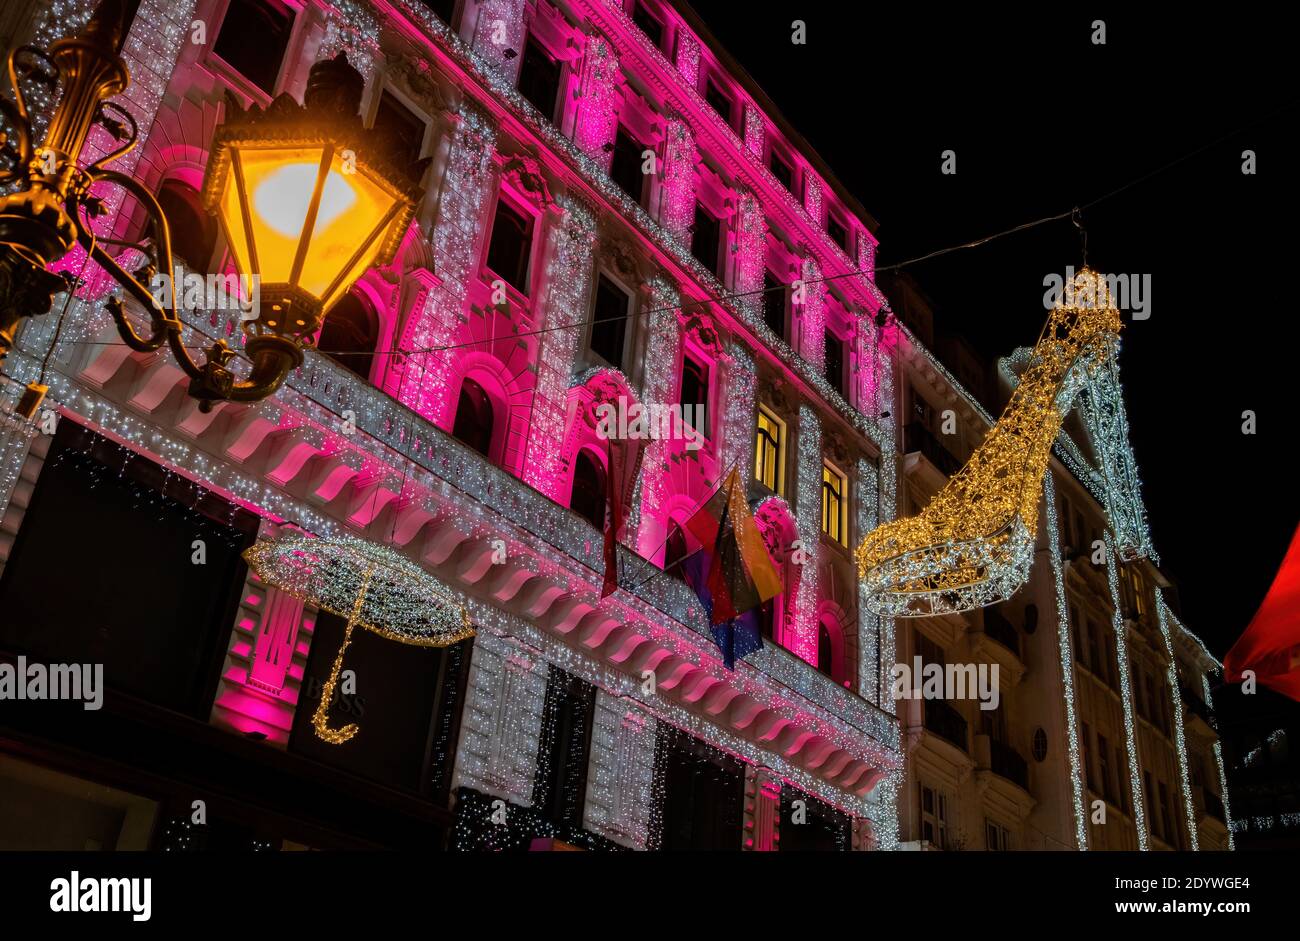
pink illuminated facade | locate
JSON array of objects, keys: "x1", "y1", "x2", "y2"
[{"x1": 0, "y1": 0, "x2": 1221, "y2": 852}]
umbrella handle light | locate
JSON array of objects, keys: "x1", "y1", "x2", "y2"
[{"x1": 311, "y1": 563, "x2": 374, "y2": 745}]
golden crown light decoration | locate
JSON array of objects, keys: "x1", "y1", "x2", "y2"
[
  {"x1": 243, "y1": 534, "x2": 474, "y2": 744},
  {"x1": 857, "y1": 268, "x2": 1122, "y2": 617}
]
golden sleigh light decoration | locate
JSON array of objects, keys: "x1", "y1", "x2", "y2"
[
  {"x1": 857, "y1": 268, "x2": 1122, "y2": 617},
  {"x1": 243, "y1": 534, "x2": 474, "y2": 744}
]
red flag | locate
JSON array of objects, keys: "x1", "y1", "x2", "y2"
[
  {"x1": 1225, "y1": 523, "x2": 1300, "y2": 700},
  {"x1": 601, "y1": 438, "x2": 626, "y2": 599}
]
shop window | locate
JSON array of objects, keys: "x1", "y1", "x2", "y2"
[
  {"x1": 779, "y1": 784, "x2": 851, "y2": 851},
  {"x1": 650, "y1": 724, "x2": 743, "y2": 850},
  {"x1": 532, "y1": 667, "x2": 597, "y2": 825}
]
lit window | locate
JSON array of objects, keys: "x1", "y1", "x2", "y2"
[
  {"x1": 821, "y1": 461, "x2": 847, "y2": 546},
  {"x1": 754, "y1": 406, "x2": 785, "y2": 494}
]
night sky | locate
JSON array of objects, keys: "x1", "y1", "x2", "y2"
[{"x1": 688, "y1": 3, "x2": 1298, "y2": 658}]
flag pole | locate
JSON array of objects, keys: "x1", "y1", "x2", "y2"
[{"x1": 620, "y1": 459, "x2": 740, "y2": 595}]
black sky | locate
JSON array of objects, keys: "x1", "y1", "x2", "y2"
[{"x1": 687, "y1": 3, "x2": 1298, "y2": 656}]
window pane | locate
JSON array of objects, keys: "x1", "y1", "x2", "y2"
[
  {"x1": 517, "y1": 37, "x2": 562, "y2": 119},
  {"x1": 214, "y1": 0, "x2": 294, "y2": 95},
  {"x1": 485, "y1": 199, "x2": 533, "y2": 293},
  {"x1": 680, "y1": 354, "x2": 708, "y2": 435},
  {"x1": 590, "y1": 274, "x2": 630, "y2": 367},
  {"x1": 762, "y1": 269, "x2": 785, "y2": 338},
  {"x1": 691, "y1": 203, "x2": 721, "y2": 275},
  {"x1": 610, "y1": 127, "x2": 646, "y2": 204},
  {"x1": 373, "y1": 91, "x2": 426, "y2": 169}
]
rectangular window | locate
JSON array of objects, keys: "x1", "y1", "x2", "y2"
[
  {"x1": 704, "y1": 76, "x2": 733, "y2": 126},
  {"x1": 372, "y1": 90, "x2": 426, "y2": 169},
  {"x1": 610, "y1": 126, "x2": 646, "y2": 205},
  {"x1": 920, "y1": 783, "x2": 949, "y2": 850},
  {"x1": 821, "y1": 461, "x2": 847, "y2": 546},
  {"x1": 1071, "y1": 606, "x2": 1087, "y2": 668},
  {"x1": 679, "y1": 353, "x2": 709, "y2": 437},
  {"x1": 825, "y1": 328, "x2": 845, "y2": 396},
  {"x1": 651, "y1": 723, "x2": 744, "y2": 850},
  {"x1": 517, "y1": 36, "x2": 562, "y2": 120},
  {"x1": 769, "y1": 149, "x2": 794, "y2": 191},
  {"x1": 1105, "y1": 631, "x2": 1120, "y2": 691},
  {"x1": 415, "y1": 0, "x2": 457, "y2": 24},
  {"x1": 691, "y1": 202, "x2": 721, "y2": 276},
  {"x1": 754, "y1": 405, "x2": 785, "y2": 494},
  {"x1": 589, "y1": 274, "x2": 630, "y2": 368},
  {"x1": 485, "y1": 198, "x2": 533, "y2": 294},
  {"x1": 631, "y1": 1, "x2": 664, "y2": 50},
  {"x1": 1088, "y1": 619, "x2": 1105, "y2": 682},
  {"x1": 762, "y1": 269, "x2": 786, "y2": 338},
  {"x1": 827, "y1": 216, "x2": 849, "y2": 252},
  {"x1": 214, "y1": 0, "x2": 295, "y2": 95},
  {"x1": 985, "y1": 819, "x2": 1011, "y2": 851}
]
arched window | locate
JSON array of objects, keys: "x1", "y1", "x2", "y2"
[
  {"x1": 316, "y1": 292, "x2": 378, "y2": 380},
  {"x1": 570, "y1": 449, "x2": 606, "y2": 530},
  {"x1": 817, "y1": 622, "x2": 834, "y2": 678},
  {"x1": 156, "y1": 180, "x2": 217, "y2": 272},
  {"x1": 452, "y1": 377, "x2": 494, "y2": 458}
]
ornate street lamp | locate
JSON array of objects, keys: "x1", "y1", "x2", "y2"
[{"x1": 0, "y1": 0, "x2": 424, "y2": 417}]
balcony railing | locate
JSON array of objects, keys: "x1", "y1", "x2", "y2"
[
  {"x1": 903, "y1": 423, "x2": 962, "y2": 477},
  {"x1": 924, "y1": 699, "x2": 968, "y2": 752},
  {"x1": 984, "y1": 606, "x2": 1020, "y2": 657},
  {"x1": 989, "y1": 739, "x2": 1029, "y2": 790}
]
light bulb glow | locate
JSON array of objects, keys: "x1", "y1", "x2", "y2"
[{"x1": 253, "y1": 163, "x2": 358, "y2": 238}]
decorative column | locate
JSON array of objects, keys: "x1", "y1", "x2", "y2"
[
  {"x1": 733, "y1": 189, "x2": 767, "y2": 320},
  {"x1": 521, "y1": 193, "x2": 599, "y2": 499},
  {"x1": 856, "y1": 458, "x2": 881, "y2": 705},
  {"x1": 798, "y1": 254, "x2": 827, "y2": 372},
  {"x1": 400, "y1": 106, "x2": 498, "y2": 426},
  {"x1": 743, "y1": 104, "x2": 765, "y2": 161},
  {"x1": 658, "y1": 116, "x2": 697, "y2": 244},
  {"x1": 633, "y1": 276, "x2": 683, "y2": 559},
  {"x1": 789, "y1": 404, "x2": 823, "y2": 664},
  {"x1": 572, "y1": 34, "x2": 623, "y2": 171},
  {"x1": 470, "y1": 0, "x2": 528, "y2": 85},
  {"x1": 452, "y1": 631, "x2": 548, "y2": 807},
  {"x1": 803, "y1": 172, "x2": 823, "y2": 223},
  {"x1": 583, "y1": 692, "x2": 656, "y2": 849},
  {"x1": 674, "y1": 29, "x2": 700, "y2": 87},
  {"x1": 719, "y1": 342, "x2": 756, "y2": 488},
  {"x1": 744, "y1": 766, "x2": 782, "y2": 851}
]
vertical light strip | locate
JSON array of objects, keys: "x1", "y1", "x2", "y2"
[
  {"x1": 1213, "y1": 739, "x2": 1236, "y2": 850},
  {"x1": 1156, "y1": 593, "x2": 1199, "y2": 850},
  {"x1": 1104, "y1": 533, "x2": 1148, "y2": 849},
  {"x1": 856, "y1": 457, "x2": 880, "y2": 705},
  {"x1": 1044, "y1": 473, "x2": 1090, "y2": 850}
]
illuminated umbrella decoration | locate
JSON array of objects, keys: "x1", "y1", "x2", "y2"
[{"x1": 243, "y1": 534, "x2": 474, "y2": 744}]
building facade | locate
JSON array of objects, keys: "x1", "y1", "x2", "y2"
[{"x1": 0, "y1": 0, "x2": 1224, "y2": 851}]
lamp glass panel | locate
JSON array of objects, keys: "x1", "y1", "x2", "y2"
[{"x1": 226, "y1": 146, "x2": 399, "y2": 298}]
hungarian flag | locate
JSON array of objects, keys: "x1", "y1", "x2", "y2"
[
  {"x1": 1225, "y1": 523, "x2": 1300, "y2": 701},
  {"x1": 679, "y1": 468, "x2": 783, "y2": 668}
]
